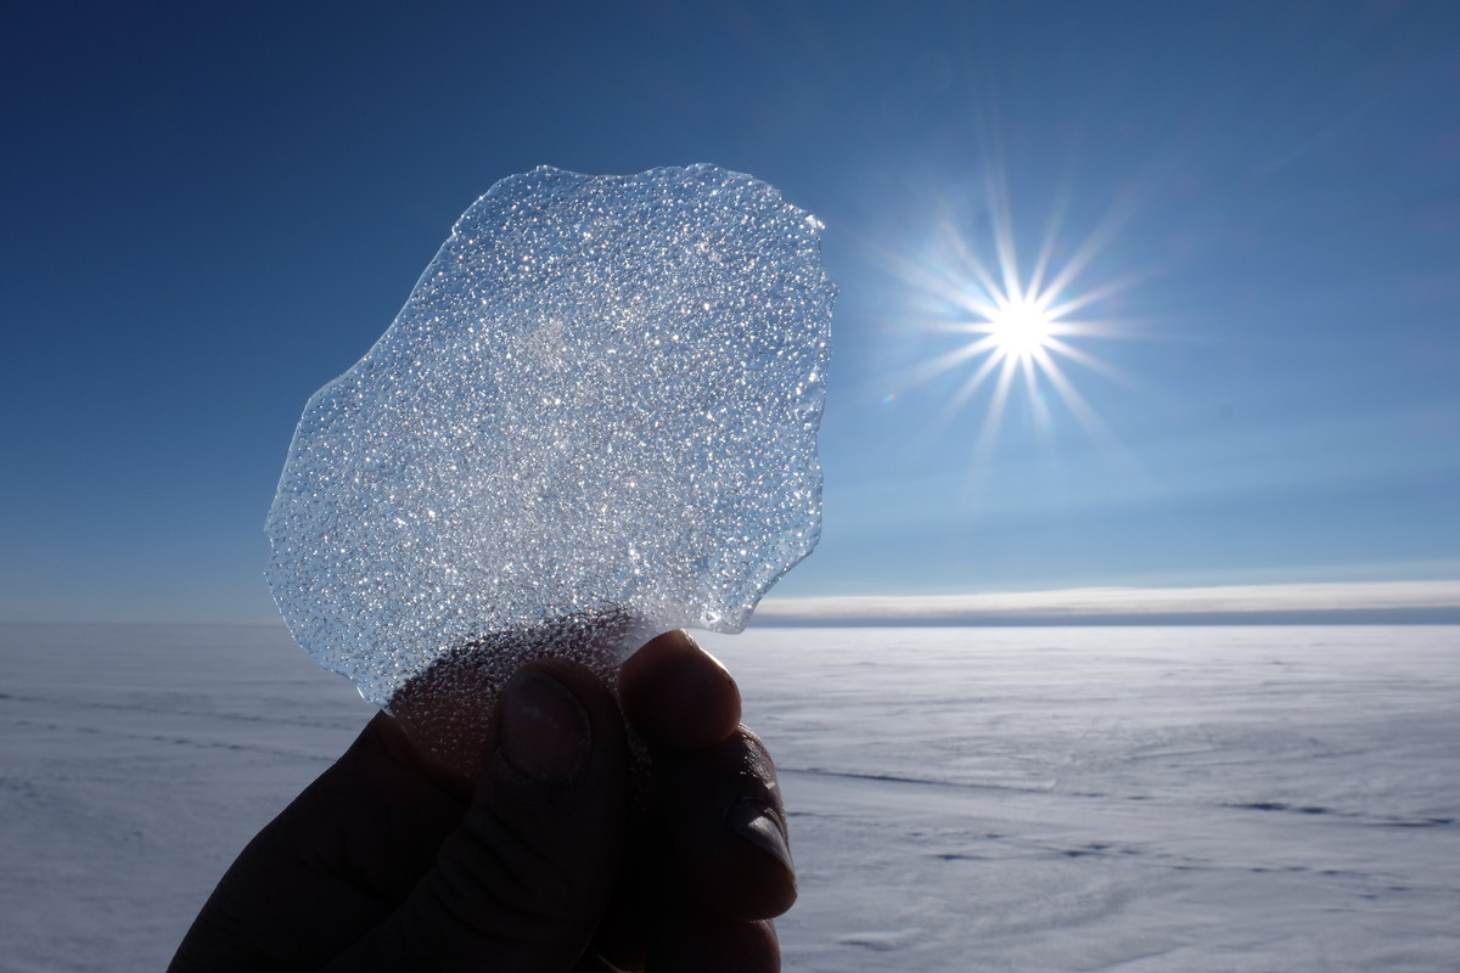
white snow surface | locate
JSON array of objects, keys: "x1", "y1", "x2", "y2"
[{"x1": 1, "y1": 623, "x2": 1457, "y2": 971}]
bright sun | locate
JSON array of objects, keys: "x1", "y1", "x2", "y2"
[
  {"x1": 882, "y1": 161, "x2": 1141, "y2": 466},
  {"x1": 989, "y1": 300, "x2": 1053, "y2": 361}
]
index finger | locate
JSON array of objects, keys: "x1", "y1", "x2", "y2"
[
  {"x1": 619, "y1": 630, "x2": 742, "y2": 751},
  {"x1": 619, "y1": 631, "x2": 796, "y2": 921}
]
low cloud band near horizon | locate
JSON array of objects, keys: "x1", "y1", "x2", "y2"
[{"x1": 752, "y1": 581, "x2": 1460, "y2": 626}]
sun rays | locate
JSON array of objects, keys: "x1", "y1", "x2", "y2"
[{"x1": 882, "y1": 166, "x2": 1144, "y2": 471}]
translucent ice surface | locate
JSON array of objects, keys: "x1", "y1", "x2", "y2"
[{"x1": 266, "y1": 165, "x2": 833, "y2": 708}]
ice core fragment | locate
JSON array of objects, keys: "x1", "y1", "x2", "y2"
[{"x1": 266, "y1": 165, "x2": 833, "y2": 707}]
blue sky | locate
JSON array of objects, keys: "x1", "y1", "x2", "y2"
[{"x1": 2, "y1": 1, "x2": 1458, "y2": 623}]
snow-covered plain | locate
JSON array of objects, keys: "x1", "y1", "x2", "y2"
[{"x1": 1, "y1": 623, "x2": 1456, "y2": 971}]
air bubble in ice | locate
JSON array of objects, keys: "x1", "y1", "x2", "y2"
[{"x1": 265, "y1": 165, "x2": 833, "y2": 708}]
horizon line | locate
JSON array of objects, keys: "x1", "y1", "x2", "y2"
[
  {"x1": 2, "y1": 580, "x2": 1458, "y2": 628},
  {"x1": 751, "y1": 579, "x2": 1460, "y2": 626}
]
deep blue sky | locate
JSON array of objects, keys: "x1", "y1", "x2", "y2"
[{"x1": 3, "y1": 1, "x2": 1458, "y2": 623}]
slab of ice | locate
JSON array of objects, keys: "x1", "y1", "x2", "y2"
[{"x1": 266, "y1": 165, "x2": 833, "y2": 708}]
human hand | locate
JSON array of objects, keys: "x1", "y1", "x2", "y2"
[{"x1": 167, "y1": 631, "x2": 793, "y2": 972}]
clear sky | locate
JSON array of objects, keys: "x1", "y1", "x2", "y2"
[{"x1": 3, "y1": 1, "x2": 1458, "y2": 623}]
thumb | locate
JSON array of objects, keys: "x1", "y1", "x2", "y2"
[{"x1": 326, "y1": 663, "x2": 631, "y2": 973}]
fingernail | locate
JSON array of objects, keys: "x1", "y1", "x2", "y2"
[
  {"x1": 669, "y1": 629, "x2": 701, "y2": 652},
  {"x1": 727, "y1": 801, "x2": 795, "y2": 878},
  {"x1": 500, "y1": 670, "x2": 591, "y2": 785}
]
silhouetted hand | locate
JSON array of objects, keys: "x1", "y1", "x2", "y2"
[{"x1": 168, "y1": 631, "x2": 794, "y2": 972}]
